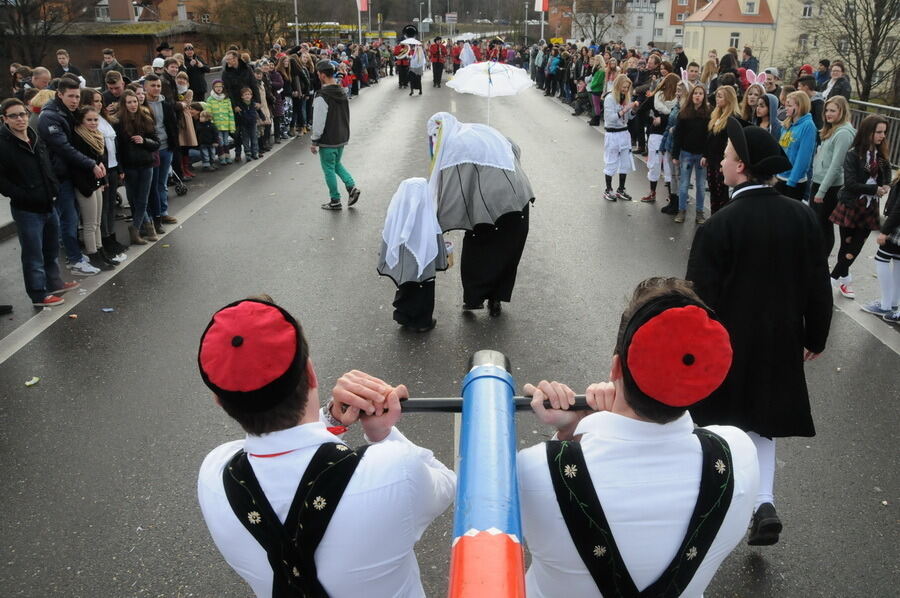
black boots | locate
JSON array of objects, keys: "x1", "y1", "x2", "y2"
[
  {"x1": 748, "y1": 502, "x2": 782, "y2": 546},
  {"x1": 661, "y1": 193, "x2": 679, "y2": 214}
]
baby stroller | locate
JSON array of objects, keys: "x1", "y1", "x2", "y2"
[{"x1": 167, "y1": 170, "x2": 188, "y2": 197}]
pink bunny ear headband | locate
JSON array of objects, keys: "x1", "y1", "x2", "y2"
[{"x1": 745, "y1": 69, "x2": 766, "y2": 85}]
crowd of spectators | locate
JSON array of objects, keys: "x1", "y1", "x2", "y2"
[
  {"x1": 524, "y1": 39, "x2": 898, "y2": 324},
  {"x1": 1, "y1": 38, "x2": 389, "y2": 310}
]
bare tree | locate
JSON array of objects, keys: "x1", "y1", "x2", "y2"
[
  {"x1": 206, "y1": 0, "x2": 293, "y2": 56},
  {"x1": 815, "y1": 0, "x2": 900, "y2": 101},
  {"x1": 571, "y1": 0, "x2": 629, "y2": 43},
  {"x1": 0, "y1": 0, "x2": 97, "y2": 66}
]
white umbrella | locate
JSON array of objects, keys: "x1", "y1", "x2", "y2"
[
  {"x1": 400, "y1": 38, "x2": 422, "y2": 45},
  {"x1": 446, "y1": 61, "x2": 534, "y2": 124}
]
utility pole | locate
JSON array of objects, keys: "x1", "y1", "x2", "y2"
[{"x1": 292, "y1": 0, "x2": 299, "y2": 46}]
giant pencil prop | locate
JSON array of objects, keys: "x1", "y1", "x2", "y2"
[{"x1": 447, "y1": 350, "x2": 526, "y2": 597}]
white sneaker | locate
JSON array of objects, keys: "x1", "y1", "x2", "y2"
[
  {"x1": 70, "y1": 257, "x2": 100, "y2": 276},
  {"x1": 111, "y1": 252, "x2": 127, "y2": 263}
]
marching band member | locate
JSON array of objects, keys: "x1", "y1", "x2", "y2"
[
  {"x1": 197, "y1": 296, "x2": 455, "y2": 597},
  {"x1": 518, "y1": 277, "x2": 760, "y2": 597},
  {"x1": 394, "y1": 43, "x2": 411, "y2": 89},
  {"x1": 428, "y1": 37, "x2": 448, "y2": 88}
]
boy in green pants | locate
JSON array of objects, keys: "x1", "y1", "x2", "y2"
[{"x1": 310, "y1": 59, "x2": 361, "y2": 210}]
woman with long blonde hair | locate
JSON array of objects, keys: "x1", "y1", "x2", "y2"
[
  {"x1": 604, "y1": 57, "x2": 619, "y2": 93},
  {"x1": 774, "y1": 91, "x2": 816, "y2": 200},
  {"x1": 740, "y1": 83, "x2": 765, "y2": 121},
  {"x1": 603, "y1": 74, "x2": 639, "y2": 201},
  {"x1": 701, "y1": 85, "x2": 741, "y2": 213},
  {"x1": 811, "y1": 96, "x2": 855, "y2": 255},
  {"x1": 700, "y1": 59, "x2": 717, "y2": 87}
]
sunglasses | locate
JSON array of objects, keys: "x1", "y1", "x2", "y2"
[{"x1": 4, "y1": 112, "x2": 28, "y2": 119}]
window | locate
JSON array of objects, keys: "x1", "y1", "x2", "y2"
[
  {"x1": 798, "y1": 33, "x2": 808, "y2": 50},
  {"x1": 729, "y1": 32, "x2": 740, "y2": 47},
  {"x1": 812, "y1": 34, "x2": 818, "y2": 48},
  {"x1": 802, "y1": 3, "x2": 813, "y2": 17},
  {"x1": 677, "y1": 12, "x2": 685, "y2": 20},
  {"x1": 133, "y1": 5, "x2": 142, "y2": 19},
  {"x1": 837, "y1": 39, "x2": 849, "y2": 53},
  {"x1": 657, "y1": 12, "x2": 665, "y2": 19},
  {"x1": 746, "y1": 1, "x2": 756, "y2": 13},
  {"x1": 655, "y1": 28, "x2": 663, "y2": 36},
  {"x1": 636, "y1": 36, "x2": 642, "y2": 46},
  {"x1": 200, "y1": 13, "x2": 211, "y2": 23},
  {"x1": 95, "y1": 6, "x2": 110, "y2": 21},
  {"x1": 637, "y1": 16, "x2": 644, "y2": 26},
  {"x1": 679, "y1": 0, "x2": 688, "y2": 4},
  {"x1": 675, "y1": 27, "x2": 683, "y2": 36}
]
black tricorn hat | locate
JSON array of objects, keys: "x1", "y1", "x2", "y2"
[
  {"x1": 726, "y1": 117, "x2": 792, "y2": 176},
  {"x1": 156, "y1": 41, "x2": 173, "y2": 52}
]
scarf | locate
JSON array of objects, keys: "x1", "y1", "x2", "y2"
[
  {"x1": 75, "y1": 125, "x2": 105, "y2": 157},
  {"x1": 177, "y1": 84, "x2": 189, "y2": 94},
  {"x1": 208, "y1": 90, "x2": 227, "y2": 101},
  {"x1": 866, "y1": 150, "x2": 880, "y2": 178},
  {"x1": 382, "y1": 178, "x2": 442, "y2": 277},
  {"x1": 654, "y1": 92, "x2": 677, "y2": 116}
]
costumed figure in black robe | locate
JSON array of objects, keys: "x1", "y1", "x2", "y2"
[
  {"x1": 686, "y1": 118, "x2": 833, "y2": 546},
  {"x1": 426, "y1": 112, "x2": 535, "y2": 317},
  {"x1": 377, "y1": 178, "x2": 448, "y2": 332}
]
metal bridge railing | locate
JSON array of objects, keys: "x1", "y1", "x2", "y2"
[{"x1": 848, "y1": 100, "x2": 900, "y2": 167}]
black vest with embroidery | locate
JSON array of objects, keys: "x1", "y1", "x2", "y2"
[
  {"x1": 222, "y1": 442, "x2": 369, "y2": 598},
  {"x1": 546, "y1": 428, "x2": 734, "y2": 598}
]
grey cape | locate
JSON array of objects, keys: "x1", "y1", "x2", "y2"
[
  {"x1": 436, "y1": 142, "x2": 535, "y2": 231},
  {"x1": 377, "y1": 234, "x2": 449, "y2": 286}
]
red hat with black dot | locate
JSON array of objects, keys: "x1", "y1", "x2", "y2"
[
  {"x1": 198, "y1": 299, "x2": 306, "y2": 412},
  {"x1": 621, "y1": 293, "x2": 733, "y2": 407}
]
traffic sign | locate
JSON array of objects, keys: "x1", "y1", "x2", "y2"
[{"x1": 446, "y1": 12, "x2": 458, "y2": 23}]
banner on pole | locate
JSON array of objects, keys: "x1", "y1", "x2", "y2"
[
  {"x1": 533, "y1": 0, "x2": 549, "y2": 11},
  {"x1": 357, "y1": 0, "x2": 368, "y2": 11}
]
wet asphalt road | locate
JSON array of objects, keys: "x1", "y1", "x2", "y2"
[{"x1": 0, "y1": 74, "x2": 898, "y2": 597}]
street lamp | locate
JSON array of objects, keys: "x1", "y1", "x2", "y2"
[{"x1": 420, "y1": 2, "x2": 424, "y2": 24}]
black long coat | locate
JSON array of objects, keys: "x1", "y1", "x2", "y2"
[{"x1": 686, "y1": 185, "x2": 833, "y2": 437}]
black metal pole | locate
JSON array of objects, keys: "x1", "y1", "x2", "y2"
[{"x1": 399, "y1": 395, "x2": 589, "y2": 413}]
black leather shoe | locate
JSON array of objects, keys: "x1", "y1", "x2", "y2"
[
  {"x1": 414, "y1": 318, "x2": 437, "y2": 333},
  {"x1": 488, "y1": 299, "x2": 502, "y2": 317},
  {"x1": 747, "y1": 502, "x2": 782, "y2": 546},
  {"x1": 463, "y1": 302, "x2": 484, "y2": 311}
]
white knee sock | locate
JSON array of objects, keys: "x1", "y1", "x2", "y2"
[
  {"x1": 747, "y1": 431, "x2": 776, "y2": 510},
  {"x1": 893, "y1": 260, "x2": 900, "y2": 310},
  {"x1": 876, "y1": 259, "x2": 894, "y2": 310}
]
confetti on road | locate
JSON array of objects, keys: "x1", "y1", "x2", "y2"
[
  {"x1": 101, "y1": 308, "x2": 115, "y2": 313},
  {"x1": 68, "y1": 314, "x2": 78, "y2": 319},
  {"x1": 25, "y1": 377, "x2": 40, "y2": 387}
]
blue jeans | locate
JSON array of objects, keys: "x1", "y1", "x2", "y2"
[
  {"x1": 124, "y1": 166, "x2": 153, "y2": 230},
  {"x1": 240, "y1": 122, "x2": 258, "y2": 158},
  {"x1": 150, "y1": 147, "x2": 173, "y2": 218},
  {"x1": 12, "y1": 207, "x2": 65, "y2": 302},
  {"x1": 679, "y1": 152, "x2": 706, "y2": 212},
  {"x1": 199, "y1": 145, "x2": 216, "y2": 165},
  {"x1": 55, "y1": 179, "x2": 83, "y2": 263}
]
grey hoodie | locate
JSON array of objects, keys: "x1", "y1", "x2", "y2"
[{"x1": 752, "y1": 93, "x2": 782, "y2": 141}]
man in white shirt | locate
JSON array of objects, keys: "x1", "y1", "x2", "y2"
[
  {"x1": 517, "y1": 277, "x2": 759, "y2": 597},
  {"x1": 196, "y1": 297, "x2": 455, "y2": 597}
]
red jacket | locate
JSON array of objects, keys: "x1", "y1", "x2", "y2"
[
  {"x1": 428, "y1": 43, "x2": 448, "y2": 64},
  {"x1": 472, "y1": 46, "x2": 483, "y2": 61},
  {"x1": 451, "y1": 45, "x2": 462, "y2": 64},
  {"x1": 393, "y1": 44, "x2": 410, "y2": 66}
]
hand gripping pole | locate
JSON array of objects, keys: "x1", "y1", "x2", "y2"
[{"x1": 447, "y1": 350, "x2": 526, "y2": 598}]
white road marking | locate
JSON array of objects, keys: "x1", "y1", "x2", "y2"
[{"x1": 0, "y1": 141, "x2": 295, "y2": 366}]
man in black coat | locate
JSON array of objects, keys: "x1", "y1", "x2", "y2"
[
  {"x1": 183, "y1": 42, "x2": 210, "y2": 98},
  {"x1": 671, "y1": 43, "x2": 688, "y2": 74},
  {"x1": 222, "y1": 50, "x2": 260, "y2": 161},
  {"x1": 37, "y1": 78, "x2": 104, "y2": 275},
  {"x1": 686, "y1": 119, "x2": 832, "y2": 547},
  {"x1": 0, "y1": 98, "x2": 79, "y2": 306}
]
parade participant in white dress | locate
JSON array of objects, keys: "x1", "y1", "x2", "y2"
[{"x1": 603, "y1": 74, "x2": 639, "y2": 202}]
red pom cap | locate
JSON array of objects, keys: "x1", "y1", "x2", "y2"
[
  {"x1": 198, "y1": 300, "x2": 302, "y2": 412},
  {"x1": 626, "y1": 305, "x2": 733, "y2": 407}
]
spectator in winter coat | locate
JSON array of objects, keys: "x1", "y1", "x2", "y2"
[
  {"x1": 0, "y1": 97, "x2": 79, "y2": 307},
  {"x1": 223, "y1": 51, "x2": 260, "y2": 161},
  {"x1": 101, "y1": 48, "x2": 127, "y2": 78},
  {"x1": 820, "y1": 61, "x2": 852, "y2": 100},
  {"x1": 739, "y1": 47, "x2": 759, "y2": 73},
  {"x1": 37, "y1": 77, "x2": 104, "y2": 276},
  {"x1": 195, "y1": 110, "x2": 220, "y2": 170},
  {"x1": 53, "y1": 49, "x2": 83, "y2": 80},
  {"x1": 206, "y1": 80, "x2": 235, "y2": 163},
  {"x1": 795, "y1": 76, "x2": 824, "y2": 130},
  {"x1": 183, "y1": 43, "x2": 210, "y2": 98}
]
